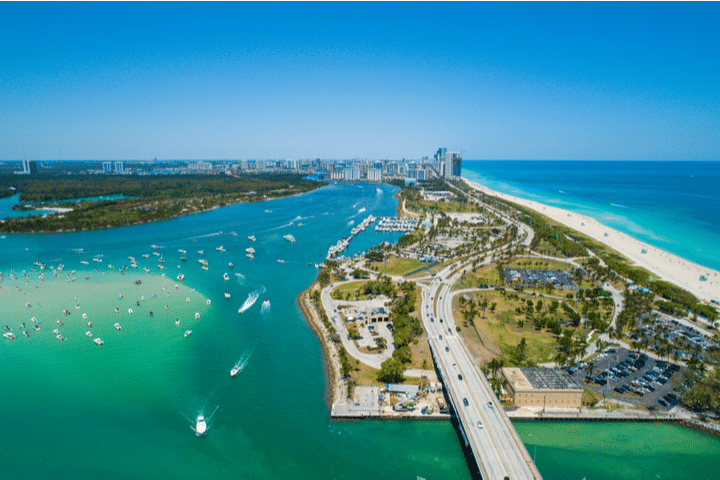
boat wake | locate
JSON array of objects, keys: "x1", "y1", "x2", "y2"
[
  {"x1": 238, "y1": 286, "x2": 265, "y2": 314},
  {"x1": 611, "y1": 203, "x2": 629, "y2": 209},
  {"x1": 233, "y1": 348, "x2": 254, "y2": 374},
  {"x1": 191, "y1": 231, "x2": 223, "y2": 240},
  {"x1": 260, "y1": 299, "x2": 271, "y2": 315}
]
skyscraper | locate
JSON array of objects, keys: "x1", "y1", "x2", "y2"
[{"x1": 29, "y1": 161, "x2": 37, "y2": 175}]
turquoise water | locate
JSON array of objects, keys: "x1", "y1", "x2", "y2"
[
  {"x1": 463, "y1": 160, "x2": 720, "y2": 272},
  {"x1": 1, "y1": 180, "x2": 718, "y2": 479}
]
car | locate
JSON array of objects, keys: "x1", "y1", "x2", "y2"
[
  {"x1": 487, "y1": 401, "x2": 493, "y2": 408},
  {"x1": 430, "y1": 318, "x2": 434, "y2": 322},
  {"x1": 448, "y1": 328, "x2": 451, "y2": 333},
  {"x1": 439, "y1": 319, "x2": 443, "y2": 323},
  {"x1": 477, "y1": 421, "x2": 483, "y2": 429},
  {"x1": 445, "y1": 346, "x2": 449, "y2": 352},
  {"x1": 452, "y1": 363, "x2": 456, "y2": 369},
  {"x1": 439, "y1": 335, "x2": 442, "y2": 340},
  {"x1": 463, "y1": 398, "x2": 469, "y2": 406},
  {"x1": 458, "y1": 374, "x2": 463, "y2": 381}
]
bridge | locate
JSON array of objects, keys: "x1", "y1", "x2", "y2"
[{"x1": 423, "y1": 266, "x2": 542, "y2": 480}]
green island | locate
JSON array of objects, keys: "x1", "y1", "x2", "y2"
[{"x1": 0, "y1": 173, "x2": 321, "y2": 232}]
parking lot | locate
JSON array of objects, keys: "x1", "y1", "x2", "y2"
[
  {"x1": 634, "y1": 313, "x2": 718, "y2": 362},
  {"x1": 504, "y1": 268, "x2": 576, "y2": 289},
  {"x1": 574, "y1": 348, "x2": 686, "y2": 411}
]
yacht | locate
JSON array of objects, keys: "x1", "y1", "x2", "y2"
[
  {"x1": 224, "y1": 291, "x2": 231, "y2": 299},
  {"x1": 246, "y1": 253, "x2": 254, "y2": 259},
  {"x1": 184, "y1": 330, "x2": 192, "y2": 338},
  {"x1": 142, "y1": 254, "x2": 150, "y2": 259},
  {"x1": 175, "y1": 318, "x2": 181, "y2": 325},
  {"x1": 198, "y1": 250, "x2": 205, "y2": 256},
  {"x1": 216, "y1": 246, "x2": 226, "y2": 253},
  {"x1": 223, "y1": 272, "x2": 230, "y2": 281},
  {"x1": 283, "y1": 234, "x2": 296, "y2": 243},
  {"x1": 114, "y1": 323, "x2": 122, "y2": 331},
  {"x1": 80, "y1": 260, "x2": 89, "y2": 265},
  {"x1": 195, "y1": 415, "x2": 207, "y2": 436},
  {"x1": 178, "y1": 249, "x2": 186, "y2": 254},
  {"x1": 3, "y1": 332, "x2": 16, "y2": 340},
  {"x1": 177, "y1": 273, "x2": 185, "y2": 282},
  {"x1": 245, "y1": 247, "x2": 255, "y2": 255},
  {"x1": 247, "y1": 235, "x2": 256, "y2": 242},
  {"x1": 86, "y1": 331, "x2": 93, "y2": 338},
  {"x1": 180, "y1": 257, "x2": 187, "y2": 262},
  {"x1": 228, "y1": 262, "x2": 233, "y2": 269},
  {"x1": 230, "y1": 364, "x2": 241, "y2": 377},
  {"x1": 94, "y1": 338, "x2": 104, "y2": 345}
]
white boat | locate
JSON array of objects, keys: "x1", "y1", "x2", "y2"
[
  {"x1": 277, "y1": 259, "x2": 286, "y2": 263},
  {"x1": 246, "y1": 253, "x2": 254, "y2": 259},
  {"x1": 198, "y1": 250, "x2": 205, "y2": 256},
  {"x1": 151, "y1": 244, "x2": 162, "y2": 249},
  {"x1": 114, "y1": 323, "x2": 122, "y2": 331},
  {"x1": 245, "y1": 247, "x2": 255, "y2": 255},
  {"x1": 177, "y1": 273, "x2": 185, "y2": 282},
  {"x1": 175, "y1": 318, "x2": 181, "y2": 325},
  {"x1": 228, "y1": 262, "x2": 233, "y2": 269},
  {"x1": 86, "y1": 331, "x2": 93, "y2": 338},
  {"x1": 142, "y1": 254, "x2": 150, "y2": 258},
  {"x1": 224, "y1": 291, "x2": 231, "y2": 299},
  {"x1": 248, "y1": 235, "x2": 256, "y2": 242},
  {"x1": 195, "y1": 415, "x2": 207, "y2": 436},
  {"x1": 223, "y1": 272, "x2": 230, "y2": 281},
  {"x1": 283, "y1": 234, "x2": 296, "y2": 243},
  {"x1": 194, "y1": 312, "x2": 200, "y2": 319},
  {"x1": 230, "y1": 364, "x2": 241, "y2": 377},
  {"x1": 178, "y1": 249, "x2": 186, "y2": 254},
  {"x1": 80, "y1": 260, "x2": 89, "y2": 265},
  {"x1": 3, "y1": 332, "x2": 16, "y2": 340},
  {"x1": 184, "y1": 330, "x2": 192, "y2": 338},
  {"x1": 216, "y1": 246, "x2": 226, "y2": 252},
  {"x1": 94, "y1": 338, "x2": 104, "y2": 345}
]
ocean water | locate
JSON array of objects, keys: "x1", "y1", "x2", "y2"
[
  {"x1": 1, "y1": 180, "x2": 718, "y2": 479},
  {"x1": 463, "y1": 161, "x2": 720, "y2": 272}
]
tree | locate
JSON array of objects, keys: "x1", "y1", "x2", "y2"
[
  {"x1": 490, "y1": 302, "x2": 497, "y2": 314},
  {"x1": 377, "y1": 358, "x2": 405, "y2": 383},
  {"x1": 318, "y1": 269, "x2": 331, "y2": 287},
  {"x1": 348, "y1": 327, "x2": 361, "y2": 340}
]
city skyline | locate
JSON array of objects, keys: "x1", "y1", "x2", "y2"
[{"x1": 2, "y1": 2, "x2": 719, "y2": 161}]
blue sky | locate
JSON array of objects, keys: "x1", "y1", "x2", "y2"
[{"x1": 1, "y1": 2, "x2": 718, "y2": 161}]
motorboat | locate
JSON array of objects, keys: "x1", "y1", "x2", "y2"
[
  {"x1": 195, "y1": 415, "x2": 207, "y2": 436},
  {"x1": 177, "y1": 273, "x2": 185, "y2": 282},
  {"x1": 94, "y1": 337, "x2": 104, "y2": 345},
  {"x1": 175, "y1": 318, "x2": 181, "y2": 325},
  {"x1": 114, "y1": 323, "x2": 122, "y2": 331},
  {"x1": 247, "y1": 235, "x2": 256, "y2": 242},
  {"x1": 246, "y1": 253, "x2": 254, "y2": 259},
  {"x1": 184, "y1": 330, "x2": 192, "y2": 338},
  {"x1": 245, "y1": 247, "x2": 255, "y2": 255},
  {"x1": 228, "y1": 262, "x2": 233, "y2": 269},
  {"x1": 86, "y1": 331, "x2": 93, "y2": 338},
  {"x1": 216, "y1": 246, "x2": 226, "y2": 252},
  {"x1": 223, "y1": 272, "x2": 230, "y2": 281},
  {"x1": 224, "y1": 291, "x2": 231, "y2": 299},
  {"x1": 283, "y1": 234, "x2": 295, "y2": 243},
  {"x1": 3, "y1": 332, "x2": 16, "y2": 340},
  {"x1": 230, "y1": 364, "x2": 241, "y2": 377}
]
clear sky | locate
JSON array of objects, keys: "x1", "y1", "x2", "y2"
[{"x1": 1, "y1": 2, "x2": 718, "y2": 161}]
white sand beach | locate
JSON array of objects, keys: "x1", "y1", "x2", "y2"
[{"x1": 464, "y1": 179, "x2": 720, "y2": 305}]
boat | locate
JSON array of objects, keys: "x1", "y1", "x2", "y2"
[
  {"x1": 248, "y1": 235, "x2": 256, "y2": 242},
  {"x1": 56, "y1": 334, "x2": 66, "y2": 341},
  {"x1": 216, "y1": 246, "x2": 226, "y2": 252},
  {"x1": 93, "y1": 337, "x2": 104, "y2": 345},
  {"x1": 223, "y1": 272, "x2": 230, "y2": 281},
  {"x1": 224, "y1": 291, "x2": 231, "y2": 299},
  {"x1": 277, "y1": 259, "x2": 286, "y2": 263},
  {"x1": 206, "y1": 299, "x2": 211, "y2": 306},
  {"x1": 230, "y1": 231, "x2": 238, "y2": 237},
  {"x1": 228, "y1": 262, "x2": 233, "y2": 269},
  {"x1": 198, "y1": 250, "x2": 205, "y2": 256},
  {"x1": 23, "y1": 331, "x2": 30, "y2": 337},
  {"x1": 246, "y1": 253, "x2": 254, "y2": 259},
  {"x1": 114, "y1": 323, "x2": 122, "y2": 331},
  {"x1": 230, "y1": 364, "x2": 241, "y2": 377},
  {"x1": 53, "y1": 328, "x2": 60, "y2": 335},
  {"x1": 177, "y1": 273, "x2": 185, "y2": 282},
  {"x1": 151, "y1": 244, "x2": 162, "y2": 249},
  {"x1": 86, "y1": 331, "x2": 93, "y2": 338},
  {"x1": 175, "y1": 318, "x2": 181, "y2": 325},
  {"x1": 3, "y1": 332, "x2": 16, "y2": 340},
  {"x1": 194, "y1": 312, "x2": 200, "y2": 320},
  {"x1": 283, "y1": 234, "x2": 296, "y2": 243},
  {"x1": 80, "y1": 260, "x2": 89, "y2": 265},
  {"x1": 142, "y1": 254, "x2": 150, "y2": 258},
  {"x1": 181, "y1": 257, "x2": 187, "y2": 262},
  {"x1": 184, "y1": 330, "x2": 192, "y2": 338},
  {"x1": 245, "y1": 247, "x2": 255, "y2": 255},
  {"x1": 178, "y1": 249, "x2": 186, "y2": 254},
  {"x1": 195, "y1": 415, "x2": 207, "y2": 436}
]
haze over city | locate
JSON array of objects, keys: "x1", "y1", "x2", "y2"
[{"x1": 2, "y1": 2, "x2": 719, "y2": 161}]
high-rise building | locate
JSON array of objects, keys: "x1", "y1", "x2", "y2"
[
  {"x1": 102, "y1": 161, "x2": 113, "y2": 174},
  {"x1": 29, "y1": 161, "x2": 37, "y2": 175},
  {"x1": 416, "y1": 168, "x2": 428, "y2": 181},
  {"x1": 113, "y1": 161, "x2": 125, "y2": 174},
  {"x1": 367, "y1": 168, "x2": 383, "y2": 182},
  {"x1": 452, "y1": 155, "x2": 462, "y2": 178}
]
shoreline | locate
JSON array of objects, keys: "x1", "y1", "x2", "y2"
[{"x1": 463, "y1": 178, "x2": 720, "y2": 304}]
